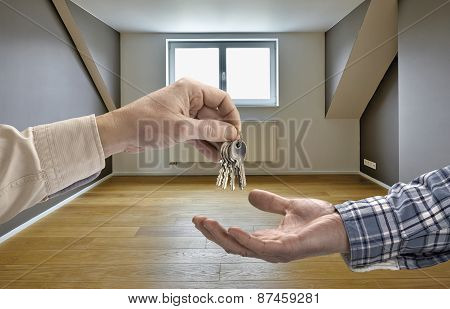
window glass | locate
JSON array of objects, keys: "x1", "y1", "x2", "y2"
[
  {"x1": 226, "y1": 48, "x2": 271, "y2": 100},
  {"x1": 174, "y1": 48, "x2": 219, "y2": 88}
]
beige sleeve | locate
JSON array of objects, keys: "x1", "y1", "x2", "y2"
[{"x1": 0, "y1": 115, "x2": 105, "y2": 224}]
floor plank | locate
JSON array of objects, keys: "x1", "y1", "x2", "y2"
[
  {"x1": 0, "y1": 237, "x2": 78, "y2": 251},
  {"x1": 18, "y1": 264, "x2": 220, "y2": 282},
  {"x1": 0, "y1": 265, "x2": 33, "y2": 281},
  {"x1": 45, "y1": 249, "x2": 258, "y2": 265},
  {"x1": 135, "y1": 225, "x2": 256, "y2": 237},
  {"x1": 0, "y1": 251, "x2": 57, "y2": 265},
  {"x1": 35, "y1": 215, "x2": 112, "y2": 227},
  {"x1": 67, "y1": 237, "x2": 206, "y2": 250},
  {"x1": 44, "y1": 249, "x2": 344, "y2": 265},
  {"x1": 15, "y1": 226, "x2": 95, "y2": 238},
  {"x1": 102, "y1": 214, "x2": 178, "y2": 227},
  {"x1": 87, "y1": 227, "x2": 140, "y2": 237},
  {"x1": 47, "y1": 205, "x2": 126, "y2": 215},
  {"x1": 375, "y1": 278, "x2": 450, "y2": 289},
  {"x1": 219, "y1": 262, "x2": 435, "y2": 281}
]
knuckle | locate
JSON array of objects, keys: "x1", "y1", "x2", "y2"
[
  {"x1": 219, "y1": 93, "x2": 232, "y2": 108},
  {"x1": 176, "y1": 77, "x2": 197, "y2": 90},
  {"x1": 176, "y1": 77, "x2": 190, "y2": 84},
  {"x1": 223, "y1": 92, "x2": 232, "y2": 102}
]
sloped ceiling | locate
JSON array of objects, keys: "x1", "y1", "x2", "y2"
[
  {"x1": 326, "y1": 0, "x2": 398, "y2": 119},
  {"x1": 52, "y1": 0, "x2": 117, "y2": 111}
]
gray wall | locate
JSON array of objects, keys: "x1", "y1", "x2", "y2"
[
  {"x1": 326, "y1": 0, "x2": 399, "y2": 185},
  {"x1": 325, "y1": 0, "x2": 370, "y2": 114},
  {"x1": 0, "y1": 0, "x2": 119, "y2": 236},
  {"x1": 330, "y1": 0, "x2": 450, "y2": 185},
  {"x1": 68, "y1": 1, "x2": 120, "y2": 108},
  {"x1": 360, "y1": 57, "x2": 399, "y2": 186},
  {"x1": 117, "y1": 32, "x2": 360, "y2": 175},
  {"x1": 398, "y1": 0, "x2": 450, "y2": 181}
]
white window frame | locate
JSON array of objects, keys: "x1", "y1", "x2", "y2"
[{"x1": 166, "y1": 38, "x2": 279, "y2": 107}]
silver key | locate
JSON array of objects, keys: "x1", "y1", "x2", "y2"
[
  {"x1": 239, "y1": 159, "x2": 247, "y2": 189},
  {"x1": 216, "y1": 159, "x2": 224, "y2": 186},
  {"x1": 238, "y1": 143, "x2": 247, "y2": 190},
  {"x1": 229, "y1": 167, "x2": 236, "y2": 191},
  {"x1": 216, "y1": 140, "x2": 247, "y2": 190},
  {"x1": 217, "y1": 143, "x2": 226, "y2": 187},
  {"x1": 228, "y1": 143, "x2": 236, "y2": 191},
  {"x1": 216, "y1": 143, "x2": 227, "y2": 186},
  {"x1": 221, "y1": 143, "x2": 231, "y2": 189},
  {"x1": 229, "y1": 140, "x2": 247, "y2": 190}
]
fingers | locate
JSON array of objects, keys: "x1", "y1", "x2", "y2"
[
  {"x1": 193, "y1": 216, "x2": 296, "y2": 263},
  {"x1": 200, "y1": 86, "x2": 241, "y2": 132},
  {"x1": 192, "y1": 216, "x2": 215, "y2": 241},
  {"x1": 248, "y1": 189, "x2": 290, "y2": 215},
  {"x1": 197, "y1": 105, "x2": 222, "y2": 121},
  {"x1": 180, "y1": 78, "x2": 240, "y2": 132},
  {"x1": 204, "y1": 220, "x2": 256, "y2": 257},
  {"x1": 192, "y1": 216, "x2": 256, "y2": 257},
  {"x1": 176, "y1": 78, "x2": 241, "y2": 139},
  {"x1": 196, "y1": 107, "x2": 241, "y2": 140},
  {"x1": 187, "y1": 140, "x2": 221, "y2": 162},
  {"x1": 228, "y1": 227, "x2": 287, "y2": 256},
  {"x1": 188, "y1": 118, "x2": 238, "y2": 142}
]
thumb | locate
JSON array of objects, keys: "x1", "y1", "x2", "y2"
[
  {"x1": 248, "y1": 189, "x2": 289, "y2": 215},
  {"x1": 188, "y1": 118, "x2": 238, "y2": 142}
]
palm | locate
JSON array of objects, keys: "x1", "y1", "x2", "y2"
[
  {"x1": 193, "y1": 190, "x2": 349, "y2": 263},
  {"x1": 281, "y1": 197, "x2": 334, "y2": 226}
]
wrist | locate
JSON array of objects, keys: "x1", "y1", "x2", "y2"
[
  {"x1": 95, "y1": 111, "x2": 127, "y2": 157},
  {"x1": 331, "y1": 211, "x2": 350, "y2": 254}
]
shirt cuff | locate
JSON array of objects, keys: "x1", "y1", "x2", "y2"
[
  {"x1": 32, "y1": 115, "x2": 105, "y2": 196},
  {"x1": 47, "y1": 171, "x2": 101, "y2": 199},
  {"x1": 335, "y1": 196, "x2": 401, "y2": 271}
]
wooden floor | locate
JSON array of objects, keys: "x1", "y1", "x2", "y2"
[{"x1": 1, "y1": 175, "x2": 449, "y2": 289}]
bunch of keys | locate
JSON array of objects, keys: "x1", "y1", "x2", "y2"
[{"x1": 216, "y1": 140, "x2": 247, "y2": 190}]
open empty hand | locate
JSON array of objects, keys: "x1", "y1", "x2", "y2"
[{"x1": 193, "y1": 189, "x2": 350, "y2": 262}]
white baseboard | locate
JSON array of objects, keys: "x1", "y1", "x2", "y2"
[
  {"x1": 359, "y1": 172, "x2": 391, "y2": 190},
  {"x1": 0, "y1": 173, "x2": 113, "y2": 244}
]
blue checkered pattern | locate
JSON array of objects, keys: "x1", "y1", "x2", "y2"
[{"x1": 335, "y1": 165, "x2": 450, "y2": 271}]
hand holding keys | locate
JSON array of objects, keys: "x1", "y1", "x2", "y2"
[{"x1": 216, "y1": 140, "x2": 247, "y2": 190}]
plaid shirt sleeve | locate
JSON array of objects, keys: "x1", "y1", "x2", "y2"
[{"x1": 335, "y1": 165, "x2": 450, "y2": 271}]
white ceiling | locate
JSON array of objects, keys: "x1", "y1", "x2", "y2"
[{"x1": 70, "y1": 0, "x2": 366, "y2": 33}]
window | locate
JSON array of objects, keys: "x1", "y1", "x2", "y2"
[{"x1": 167, "y1": 39, "x2": 278, "y2": 107}]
